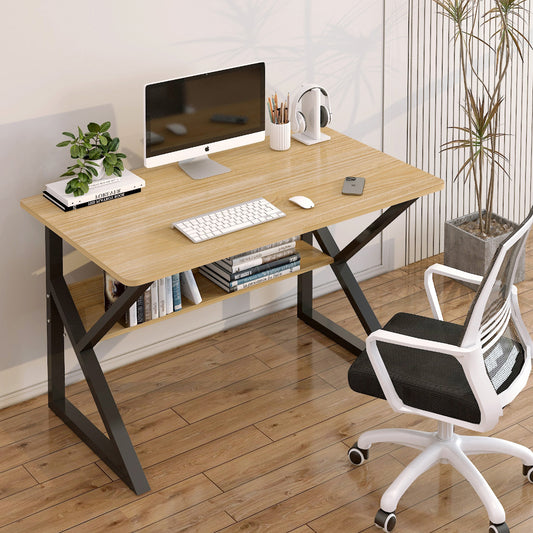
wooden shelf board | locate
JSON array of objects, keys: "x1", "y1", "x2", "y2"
[{"x1": 69, "y1": 241, "x2": 333, "y2": 341}]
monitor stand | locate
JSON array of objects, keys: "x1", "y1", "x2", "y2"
[{"x1": 178, "y1": 155, "x2": 231, "y2": 180}]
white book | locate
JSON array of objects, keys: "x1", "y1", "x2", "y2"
[
  {"x1": 157, "y1": 278, "x2": 167, "y2": 318},
  {"x1": 88, "y1": 175, "x2": 121, "y2": 189},
  {"x1": 165, "y1": 276, "x2": 174, "y2": 315},
  {"x1": 150, "y1": 282, "x2": 159, "y2": 319},
  {"x1": 222, "y1": 241, "x2": 297, "y2": 268},
  {"x1": 44, "y1": 168, "x2": 145, "y2": 208},
  {"x1": 127, "y1": 301, "x2": 137, "y2": 327},
  {"x1": 223, "y1": 237, "x2": 298, "y2": 266},
  {"x1": 180, "y1": 270, "x2": 202, "y2": 304}
]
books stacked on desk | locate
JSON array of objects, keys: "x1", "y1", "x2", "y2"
[
  {"x1": 104, "y1": 270, "x2": 202, "y2": 328},
  {"x1": 199, "y1": 237, "x2": 301, "y2": 293},
  {"x1": 43, "y1": 169, "x2": 145, "y2": 211}
]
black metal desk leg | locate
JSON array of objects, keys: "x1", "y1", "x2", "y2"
[
  {"x1": 45, "y1": 227, "x2": 151, "y2": 495},
  {"x1": 297, "y1": 233, "x2": 366, "y2": 354},
  {"x1": 314, "y1": 226, "x2": 381, "y2": 335},
  {"x1": 297, "y1": 232, "x2": 314, "y2": 317},
  {"x1": 297, "y1": 199, "x2": 417, "y2": 355},
  {"x1": 46, "y1": 229, "x2": 65, "y2": 406}
]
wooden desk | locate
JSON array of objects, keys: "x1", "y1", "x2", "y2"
[{"x1": 20, "y1": 128, "x2": 443, "y2": 494}]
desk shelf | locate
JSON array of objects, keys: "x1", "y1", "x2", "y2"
[{"x1": 69, "y1": 240, "x2": 333, "y2": 341}]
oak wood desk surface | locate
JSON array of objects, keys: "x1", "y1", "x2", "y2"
[{"x1": 20, "y1": 129, "x2": 443, "y2": 286}]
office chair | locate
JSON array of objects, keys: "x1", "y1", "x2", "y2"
[{"x1": 347, "y1": 208, "x2": 533, "y2": 533}]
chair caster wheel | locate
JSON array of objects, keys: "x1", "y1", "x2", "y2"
[
  {"x1": 523, "y1": 464, "x2": 533, "y2": 483},
  {"x1": 348, "y1": 442, "x2": 369, "y2": 465},
  {"x1": 375, "y1": 508, "x2": 396, "y2": 532},
  {"x1": 489, "y1": 522, "x2": 509, "y2": 533}
]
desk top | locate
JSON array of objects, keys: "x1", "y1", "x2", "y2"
[{"x1": 21, "y1": 129, "x2": 443, "y2": 286}]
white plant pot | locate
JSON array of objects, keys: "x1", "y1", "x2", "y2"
[{"x1": 89, "y1": 158, "x2": 106, "y2": 181}]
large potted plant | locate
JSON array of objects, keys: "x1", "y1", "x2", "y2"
[
  {"x1": 56, "y1": 121, "x2": 126, "y2": 197},
  {"x1": 435, "y1": 0, "x2": 530, "y2": 280}
]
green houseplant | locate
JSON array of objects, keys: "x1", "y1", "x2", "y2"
[
  {"x1": 57, "y1": 121, "x2": 126, "y2": 197},
  {"x1": 434, "y1": 0, "x2": 530, "y2": 278}
]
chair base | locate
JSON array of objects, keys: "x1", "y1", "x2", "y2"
[{"x1": 350, "y1": 422, "x2": 533, "y2": 527}]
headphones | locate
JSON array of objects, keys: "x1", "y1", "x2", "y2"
[{"x1": 291, "y1": 84, "x2": 331, "y2": 134}]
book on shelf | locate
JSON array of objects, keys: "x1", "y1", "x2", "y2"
[
  {"x1": 180, "y1": 270, "x2": 202, "y2": 304},
  {"x1": 200, "y1": 261, "x2": 300, "y2": 293},
  {"x1": 103, "y1": 270, "x2": 183, "y2": 328},
  {"x1": 220, "y1": 237, "x2": 299, "y2": 269},
  {"x1": 136, "y1": 292, "x2": 145, "y2": 325},
  {"x1": 103, "y1": 272, "x2": 136, "y2": 327},
  {"x1": 165, "y1": 276, "x2": 174, "y2": 315},
  {"x1": 171, "y1": 274, "x2": 182, "y2": 312},
  {"x1": 143, "y1": 286, "x2": 152, "y2": 322},
  {"x1": 150, "y1": 282, "x2": 159, "y2": 320},
  {"x1": 205, "y1": 251, "x2": 301, "y2": 282},
  {"x1": 155, "y1": 276, "x2": 176, "y2": 317},
  {"x1": 157, "y1": 278, "x2": 166, "y2": 318},
  {"x1": 220, "y1": 247, "x2": 299, "y2": 273},
  {"x1": 43, "y1": 168, "x2": 145, "y2": 211}
]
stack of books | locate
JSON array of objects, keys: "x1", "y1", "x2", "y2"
[
  {"x1": 199, "y1": 237, "x2": 300, "y2": 293},
  {"x1": 104, "y1": 269, "x2": 202, "y2": 327},
  {"x1": 43, "y1": 168, "x2": 145, "y2": 211}
]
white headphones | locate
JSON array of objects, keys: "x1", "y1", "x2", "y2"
[{"x1": 291, "y1": 84, "x2": 332, "y2": 134}]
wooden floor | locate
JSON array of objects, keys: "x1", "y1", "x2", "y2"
[{"x1": 3, "y1": 243, "x2": 533, "y2": 532}]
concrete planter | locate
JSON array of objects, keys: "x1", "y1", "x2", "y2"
[{"x1": 444, "y1": 211, "x2": 524, "y2": 283}]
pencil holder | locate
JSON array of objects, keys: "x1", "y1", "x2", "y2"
[{"x1": 269, "y1": 122, "x2": 291, "y2": 151}]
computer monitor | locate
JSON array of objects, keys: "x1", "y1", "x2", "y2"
[{"x1": 144, "y1": 62, "x2": 265, "y2": 179}]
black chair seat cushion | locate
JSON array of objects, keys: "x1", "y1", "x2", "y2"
[{"x1": 348, "y1": 312, "x2": 481, "y2": 423}]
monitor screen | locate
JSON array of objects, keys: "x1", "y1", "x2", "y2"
[{"x1": 144, "y1": 62, "x2": 265, "y2": 179}]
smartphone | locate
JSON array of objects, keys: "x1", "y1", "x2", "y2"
[{"x1": 342, "y1": 176, "x2": 365, "y2": 196}]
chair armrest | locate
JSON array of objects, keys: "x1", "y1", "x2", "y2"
[
  {"x1": 365, "y1": 329, "x2": 470, "y2": 412},
  {"x1": 365, "y1": 328, "x2": 500, "y2": 428},
  {"x1": 424, "y1": 264, "x2": 484, "y2": 320},
  {"x1": 366, "y1": 329, "x2": 472, "y2": 410},
  {"x1": 367, "y1": 328, "x2": 467, "y2": 360}
]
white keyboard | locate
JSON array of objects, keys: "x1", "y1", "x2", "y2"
[{"x1": 172, "y1": 197, "x2": 286, "y2": 243}]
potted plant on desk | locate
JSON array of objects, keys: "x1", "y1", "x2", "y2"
[
  {"x1": 435, "y1": 0, "x2": 530, "y2": 280},
  {"x1": 56, "y1": 121, "x2": 126, "y2": 197}
]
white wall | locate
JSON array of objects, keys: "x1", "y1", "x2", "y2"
[{"x1": 0, "y1": 0, "x2": 397, "y2": 406}]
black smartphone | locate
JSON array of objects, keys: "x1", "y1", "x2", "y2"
[{"x1": 342, "y1": 176, "x2": 365, "y2": 195}]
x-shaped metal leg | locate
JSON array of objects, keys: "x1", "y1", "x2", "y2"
[
  {"x1": 297, "y1": 199, "x2": 416, "y2": 355},
  {"x1": 46, "y1": 228, "x2": 151, "y2": 495}
]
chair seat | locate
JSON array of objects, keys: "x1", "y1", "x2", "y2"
[{"x1": 348, "y1": 312, "x2": 481, "y2": 423}]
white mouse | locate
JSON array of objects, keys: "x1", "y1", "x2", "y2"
[
  {"x1": 289, "y1": 195, "x2": 315, "y2": 209},
  {"x1": 166, "y1": 122, "x2": 188, "y2": 135}
]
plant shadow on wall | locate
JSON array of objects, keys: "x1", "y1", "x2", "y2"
[
  {"x1": 435, "y1": 0, "x2": 531, "y2": 279},
  {"x1": 310, "y1": 6, "x2": 383, "y2": 137},
  {"x1": 175, "y1": 1, "x2": 293, "y2": 67},
  {"x1": 175, "y1": 1, "x2": 381, "y2": 140}
]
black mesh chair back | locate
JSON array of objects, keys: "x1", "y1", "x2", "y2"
[{"x1": 461, "y1": 208, "x2": 533, "y2": 394}]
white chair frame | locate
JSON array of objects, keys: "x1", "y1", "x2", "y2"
[{"x1": 354, "y1": 213, "x2": 533, "y2": 531}]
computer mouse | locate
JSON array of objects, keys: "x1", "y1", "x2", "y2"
[
  {"x1": 166, "y1": 123, "x2": 188, "y2": 135},
  {"x1": 289, "y1": 195, "x2": 315, "y2": 209}
]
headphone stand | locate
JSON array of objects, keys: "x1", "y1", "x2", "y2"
[
  {"x1": 292, "y1": 87, "x2": 331, "y2": 145},
  {"x1": 292, "y1": 131, "x2": 331, "y2": 145}
]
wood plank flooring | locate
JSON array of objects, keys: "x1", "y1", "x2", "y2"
[{"x1": 3, "y1": 241, "x2": 533, "y2": 532}]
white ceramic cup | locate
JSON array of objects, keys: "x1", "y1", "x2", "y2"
[{"x1": 269, "y1": 122, "x2": 291, "y2": 151}]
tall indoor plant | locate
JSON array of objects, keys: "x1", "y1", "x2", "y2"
[{"x1": 435, "y1": 0, "x2": 530, "y2": 276}]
